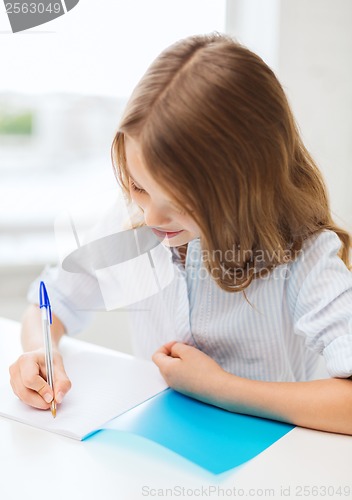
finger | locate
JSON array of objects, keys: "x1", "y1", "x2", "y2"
[
  {"x1": 152, "y1": 341, "x2": 192, "y2": 367},
  {"x1": 22, "y1": 389, "x2": 52, "y2": 410},
  {"x1": 152, "y1": 342, "x2": 176, "y2": 366},
  {"x1": 52, "y1": 358, "x2": 72, "y2": 404},
  {"x1": 169, "y1": 342, "x2": 193, "y2": 358},
  {"x1": 18, "y1": 352, "x2": 72, "y2": 405},
  {"x1": 152, "y1": 349, "x2": 168, "y2": 367},
  {"x1": 18, "y1": 355, "x2": 54, "y2": 403},
  {"x1": 23, "y1": 374, "x2": 54, "y2": 404},
  {"x1": 152, "y1": 348, "x2": 181, "y2": 371},
  {"x1": 154, "y1": 341, "x2": 178, "y2": 357},
  {"x1": 10, "y1": 379, "x2": 51, "y2": 410}
]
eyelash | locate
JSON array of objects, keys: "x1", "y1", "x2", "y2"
[
  {"x1": 130, "y1": 180, "x2": 145, "y2": 194},
  {"x1": 129, "y1": 179, "x2": 187, "y2": 215}
]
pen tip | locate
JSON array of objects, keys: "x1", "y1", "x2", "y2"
[{"x1": 51, "y1": 402, "x2": 57, "y2": 419}]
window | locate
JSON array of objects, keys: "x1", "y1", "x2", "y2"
[{"x1": 0, "y1": 0, "x2": 226, "y2": 266}]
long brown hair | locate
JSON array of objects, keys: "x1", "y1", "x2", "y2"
[{"x1": 111, "y1": 33, "x2": 351, "y2": 292}]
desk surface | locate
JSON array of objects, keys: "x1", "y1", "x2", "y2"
[{"x1": 1, "y1": 317, "x2": 351, "y2": 500}]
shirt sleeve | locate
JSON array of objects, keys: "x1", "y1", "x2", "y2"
[
  {"x1": 27, "y1": 265, "x2": 104, "y2": 335},
  {"x1": 26, "y1": 189, "x2": 133, "y2": 336},
  {"x1": 287, "y1": 230, "x2": 352, "y2": 378}
]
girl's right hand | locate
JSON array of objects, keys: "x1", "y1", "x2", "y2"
[{"x1": 9, "y1": 349, "x2": 72, "y2": 410}]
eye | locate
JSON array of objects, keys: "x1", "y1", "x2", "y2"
[{"x1": 130, "y1": 179, "x2": 146, "y2": 194}]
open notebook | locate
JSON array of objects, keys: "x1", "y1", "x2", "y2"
[
  {"x1": 0, "y1": 343, "x2": 295, "y2": 473},
  {"x1": 0, "y1": 349, "x2": 167, "y2": 440}
]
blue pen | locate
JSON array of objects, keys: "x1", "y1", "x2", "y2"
[{"x1": 39, "y1": 281, "x2": 56, "y2": 418}]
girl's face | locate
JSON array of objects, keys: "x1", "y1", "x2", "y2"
[{"x1": 125, "y1": 136, "x2": 200, "y2": 247}]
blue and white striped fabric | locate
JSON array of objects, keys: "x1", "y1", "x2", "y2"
[{"x1": 27, "y1": 230, "x2": 352, "y2": 382}]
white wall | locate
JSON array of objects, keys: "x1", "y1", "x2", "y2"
[{"x1": 226, "y1": 0, "x2": 352, "y2": 232}]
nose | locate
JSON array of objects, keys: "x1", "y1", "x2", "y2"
[{"x1": 143, "y1": 200, "x2": 172, "y2": 228}]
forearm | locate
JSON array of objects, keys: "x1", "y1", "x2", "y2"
[
  {"x1": 21, "y1": 304, "x2": 66, "y2": 352},
  {"x1": 216, "y1": 373, "x2": 352, "y2": 435},
  {"x1": 153, "y1": 342, "x2": 352, "y2": 435}
]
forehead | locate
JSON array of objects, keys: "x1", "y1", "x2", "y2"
[
  {"x1": 124, "y1": 136, "x2": 144, "y2": 173},
  {"x1": 124, "y1": 136, "x2": 153, "y2": 185}
]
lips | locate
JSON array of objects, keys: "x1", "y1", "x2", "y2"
[{"x1": 151, "y1": 228, "x2": 184, "y2": 239}]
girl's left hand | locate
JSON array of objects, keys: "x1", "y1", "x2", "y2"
[{"x1": 152, "y1": 341, "x2": 226, "y2": 403}]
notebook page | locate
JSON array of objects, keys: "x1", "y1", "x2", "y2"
[{"x1": 0, "y1": 350, "x2": 167, "y2": 439}]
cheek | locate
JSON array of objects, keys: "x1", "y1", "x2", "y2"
[
  {"x1": 180, "y1": 215, "x2": 200, "y2": 234},
  {"x1": 129, "y1": 190, "x2": 144, "y2": 208}
]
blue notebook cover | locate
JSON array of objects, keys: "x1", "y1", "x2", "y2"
[{"x1": 92, "y1": 389, "x2": 294, "y2": 474}]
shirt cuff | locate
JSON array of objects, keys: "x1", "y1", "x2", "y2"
[
  {"x1": 323, "y1": 334, "x2": 352, "y2": 378},
  {"x1": 27, "y1": 268, "x2": 94, "y2": 336}
]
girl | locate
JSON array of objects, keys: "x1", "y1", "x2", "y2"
[{"x1": 10, "y1": 33, "x2": 352, "y2": 434}]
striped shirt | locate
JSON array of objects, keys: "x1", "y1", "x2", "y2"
[{"x1": 27, "y1": 230, "x2": 352, "y2": 382}]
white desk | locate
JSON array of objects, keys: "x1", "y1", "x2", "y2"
[{"x1": 1, "y1": 317, "x2": 351, "y2": 500}]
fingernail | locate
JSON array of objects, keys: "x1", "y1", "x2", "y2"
[
  {"x1": 56, "y1": 392, "x2": 64, "y2": 404},
  {"x1": 43, "y1": 393, "x2": 53, "y2": 403}
]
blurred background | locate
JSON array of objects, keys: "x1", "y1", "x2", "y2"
[{"x1": 1, "y1": 0, "x2": 351, "y2": 353}]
